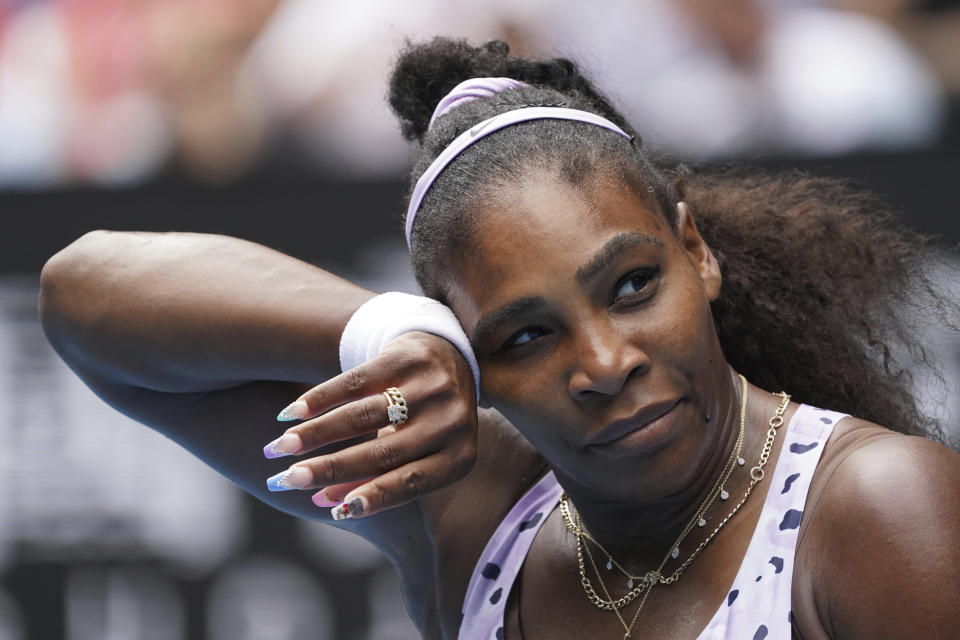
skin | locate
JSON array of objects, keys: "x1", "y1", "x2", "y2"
[
  {"x1": 39, "y1": 170, "x2": 960, "y2": 639},
  {"x1": 441, "y1": 170, "x2": 960, "y2": 639},
  {"x1": 454, "y1": 171, "x2": 738, "y2": 555},
  {"x1": 38, "y1": 232, "x2": 463, "y2": 633},
  {"x1": 434, "y1": 171, "x2": 788, "y2": 638}
]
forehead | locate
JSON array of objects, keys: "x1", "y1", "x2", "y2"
[{"x1": 449, "y1": 172, "x2": 671, "y2": 327}]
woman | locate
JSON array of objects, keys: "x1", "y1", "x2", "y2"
[{"x1": 39, "y1": 38, "x2": 959, "y2": 639}]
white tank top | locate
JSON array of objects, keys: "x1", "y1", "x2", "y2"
[{"x1": 458, "y1": 404, "x2": 846, "y2": 640}]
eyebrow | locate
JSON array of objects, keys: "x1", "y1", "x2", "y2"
[
  {"x1": 575, "y1": 231, "x2": 663, "y2": 286},
  {"x1": 471, "y1": 295, "x2": 547, "y2": 349},
  {"x1": 470, "y1": 231, "x2": 663, "y2": 349}
]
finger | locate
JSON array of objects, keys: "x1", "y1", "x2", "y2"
[
  {"x1": 311, "y1": 480, "x2": 366, "y2": 507},
  {"x1": 265, "y1": 423, "x2": 439, "y2": 491},
  {"x1": 299, "y1": 424, "x2": 440, "y2": 488},
  {"x1": 267, "y1": 427, "x2": 399, "y2": 495},
  {"x1": 326, "y1": 451, "x2": 472, "y2": 520},
  {"x1": 264, "y1": 386, "x2": 417, "y2": 459},
  {"x1": 288, "y1": 387, "x2": 417, "y2": 454},
  {"x1": 307, "y1": 425, "x2": 400, "y2": 504},
  {"x1": 275, "y1": 352, "x2": 419, "y2": 422}
]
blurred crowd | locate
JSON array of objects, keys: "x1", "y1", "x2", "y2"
[{"x1": 0, "y1": 0, "x2": 958, "y2": 187}]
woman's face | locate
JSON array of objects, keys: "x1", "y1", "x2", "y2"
[{"x1": 447, "y1": 169, "x2": 729, "y2": 502}]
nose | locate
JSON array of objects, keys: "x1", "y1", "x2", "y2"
[{"x1": 567, "y1": 317, "x2": 649, "y2": 400}]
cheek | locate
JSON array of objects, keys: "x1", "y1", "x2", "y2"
[
  {"x1": 494, "y1": 400, "x2": 582, "y2": 463},
  {"x1": 642, "y1": 261, "x2": 720, "y2": 367},
  {"x1": 480, "y1": 359, "x2": 578, "y2": 453},
  {"x1": 481, "y1": 362, "x2": 558, "y2": 422}
]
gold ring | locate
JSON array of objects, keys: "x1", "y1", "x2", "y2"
[{"x1": 383, "y1": 387, "x2": 408, "y2": 426}]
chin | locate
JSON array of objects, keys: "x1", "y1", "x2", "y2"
[{"x1": 562, "y1": 409, "x2": 711, "y2": 501}]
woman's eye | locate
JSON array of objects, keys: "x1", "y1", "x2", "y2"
[
  {"x1": 614, "y1": 268, "x2": 659, "y2": 302},
  {"x1": 504, "y1": 327, "x2": 546, "y2": 349}
]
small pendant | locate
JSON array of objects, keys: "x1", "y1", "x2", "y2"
[
  {"x1": 671, "y1": 546, "x2": 679, "y2": 559},
  {"x1": 720, "y1": 489, "x2": 730, "y2": 500},
  {"x1": 737, "y1": 457, "x2": 745, "y2": 466},
  {"x1": 627, "y1": 578, "x2": 634, "y2": 589},
  {"x1": 624, "y1": 634, "x2": 631, "y2": 640},
  {"x1": 698, "y1": 517, "x2": 707, "y2": 527},
  {"x1": 606, "y1": 558, "x2": 613, "y2": 571}
]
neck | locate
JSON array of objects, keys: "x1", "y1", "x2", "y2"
[{"x1": 558, "y1": 368, "x2": 760, "y2": 571}]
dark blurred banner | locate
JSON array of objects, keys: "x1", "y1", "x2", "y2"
[
  {"x1": 2, "y1": 149, "x2": 960, "y2": 275},
  {"x1": 0, "y1": 176, "x2": 409, "y2": 274}
]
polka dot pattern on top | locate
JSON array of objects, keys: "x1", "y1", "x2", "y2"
[
  {"x1": 457, "y1": 469, "x2": 563, "y2": 640},
  {"x1": 682, "y1": 404, "x2": 843, "y2": 639},
  {"x1": 457, "y1": 404, "x2": 845, "y2": 639}
]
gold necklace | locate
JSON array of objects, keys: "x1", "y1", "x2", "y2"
[
  {"x1": 560, "y1": 374, "x2": 748, "y2": 610},
  {"x1": 560, "y1": 378, "x2": 791, "y2": 640}
]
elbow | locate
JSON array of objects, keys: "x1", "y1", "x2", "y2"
[{"x1": 39, "y1": 230, "x2": 120, "y2": 350}]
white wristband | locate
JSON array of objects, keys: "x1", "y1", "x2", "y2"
[{"x1": 339, "y1": 292, "x2": 481, "y2": 398}]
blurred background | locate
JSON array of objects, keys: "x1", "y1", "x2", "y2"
[{"x1": 0, "y1": 0, "x2": 958, "y2": 638}]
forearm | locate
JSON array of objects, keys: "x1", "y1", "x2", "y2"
[{"x1": 39, "y1": 230, "x2": 375, "y2": 392}]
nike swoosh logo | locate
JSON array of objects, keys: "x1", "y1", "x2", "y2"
[{"x1": 469, "y1": 120, "x2": 495, "y2": 137}]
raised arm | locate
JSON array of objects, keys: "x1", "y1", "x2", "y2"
[
  {"x1": 38, "y1": 230, "x2": 478, "y2": 636},
  {"x1": 39, "y1": 230, "x2": 372, "y2": 391}
]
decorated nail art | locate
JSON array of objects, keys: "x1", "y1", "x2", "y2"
[
  {"x1": 277, "y1": 400, "x2": 309, "y2": 422},
  {"x1": 262, "y1": 433, "x2": 303, "y2": 459},
  {"x1": 331, "y1": 496, "x2": 366, "y2": 520},
  {"x1": 312, "y1": 489, "x2": 338, "y2": 508},
  {"x1": 266, "y1": 466, "x2": 312, "y2": 492}
]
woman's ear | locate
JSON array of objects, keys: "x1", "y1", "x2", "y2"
[{"x1": 676, "y1": 202, "x2": 721, "y2": 301}]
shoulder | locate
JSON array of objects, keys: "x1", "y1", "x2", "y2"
[
  {"x1": 799, "y1": 417, "x2": 960, "y2": 639},
  {"x1": 809, "y1": 418, "x2": 959, "y2": 530}
]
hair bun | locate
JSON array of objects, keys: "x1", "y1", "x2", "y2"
[
  {"x1": 389, "y1": 39, "x2": 512, "y2": 143},
  {"x1": 388, "y1": 37, "x2": 626, "y2": 144}
]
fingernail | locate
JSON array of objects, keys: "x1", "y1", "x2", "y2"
[
  {"x1": 262, "y1": 433, "x2": 303, "y2": 458},
  {"x1": 277, "y1": 400, "x2": 309, "y2": 422},
  {"x1": 331, "y1": 495, "x2": 366, "y2": 520},
  {"x1": 266, "y1": 465, "x2": 312, "y2": 492},
  {"x1": 311, "y1": 489, "x2": 338, "y2": 508}
]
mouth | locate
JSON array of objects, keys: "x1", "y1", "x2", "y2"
[{"x1": 585, "y1": 399, "x2": 681, "y2": 448}]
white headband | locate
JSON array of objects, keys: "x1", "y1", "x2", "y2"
[{"x1": 405, "y1": 104, "x2": 633, "y2": 249}]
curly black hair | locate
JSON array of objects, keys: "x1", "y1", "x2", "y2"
[{"x1": 388, "y1": 37, "x2": 957, "y2": 443}]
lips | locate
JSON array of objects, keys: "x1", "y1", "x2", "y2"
[{"x1": 586, "y1": 399, "x2": 680, "y2": 447}]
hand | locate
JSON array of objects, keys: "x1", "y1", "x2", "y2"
[{"x1": 261, "y1": 331, "x2": 478, "y2": 519}]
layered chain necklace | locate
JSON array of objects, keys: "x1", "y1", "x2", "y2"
[{"x1": 559, "y1": 375, "x2": 791, "y2": 640}]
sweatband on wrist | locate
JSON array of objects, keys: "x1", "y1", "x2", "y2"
[{"x1": 339, "y1": 292, "x2": 481, "y2": 398}]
